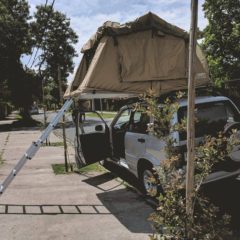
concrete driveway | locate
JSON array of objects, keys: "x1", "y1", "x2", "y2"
[{"x1": 0, "y1": 129, "x2": 154, "y2": 240}]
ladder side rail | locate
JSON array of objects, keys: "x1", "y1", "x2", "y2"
[{"x1": 0, "y1": 98, "x2": 73, "y2": 195}]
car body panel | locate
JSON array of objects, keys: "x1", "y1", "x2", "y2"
[
  {"x1": 125, "y1": 132, "x2": 147, "y2": 175},
  {"x1": 122, "y1": 96, "x2": 240, "y2": 183},
  {"x1": 76, "y1": 95, "x2": 240, "y2": 184}
]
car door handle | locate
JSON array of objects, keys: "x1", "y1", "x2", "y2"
[{"x1": 138, "y1": 138, "x2": 145, "y2": 143}]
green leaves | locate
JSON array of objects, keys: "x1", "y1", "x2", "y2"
[
  {"x1": 202, "y1": 0, "x2": 240, "y2": 84},
  {"x1": 30, "y1": 3, "x2": 78, "y2": 105},
  {"x1": 0, "y1": 0, "x2": 78, "y2": 112},
  {"x1": 143, "y1": 90, "x2": 183, "y2": 141},
  {"x1": 0, "y1": 0, "x2": 36, "y2": 114},
  {"x1": 146, "y1": 94, "x2": 236, "y2": 239}
]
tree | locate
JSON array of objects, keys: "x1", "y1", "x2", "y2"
[
  {"x1": 202, "y1": 0, "x2": 240, "y2": 86},
  {"x1": 0, "y1": 0, "x2": 77, "y2": 116},
  {"x1": 31, "y1": 5, "x2": 78, "y2": 105},
  {"x1": 0, "y1": 0, "x2": 38, "y2": 116}
]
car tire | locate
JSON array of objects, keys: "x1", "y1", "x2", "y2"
[{"x1": 139, "y1": 163, "x2": 161, "y2": 197}]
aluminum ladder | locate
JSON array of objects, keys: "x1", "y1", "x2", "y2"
[{"x1": 0, "y1": 98, "x2": 73, "y2": 195}]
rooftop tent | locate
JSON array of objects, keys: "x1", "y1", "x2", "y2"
[{"x1": 64, "y1": 12, "x2": 210, "y2": 99}]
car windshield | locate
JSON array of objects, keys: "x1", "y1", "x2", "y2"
[{"x1": 178, "y1": 100, "x2": 240, "y2": 140}]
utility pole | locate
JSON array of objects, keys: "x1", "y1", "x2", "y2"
[
  {"x1": 186, "y1": 0, "x2": 198, "y2": 235},
  {"x1": 58, "y1": 66, "x2": 69, "y2": 172}
]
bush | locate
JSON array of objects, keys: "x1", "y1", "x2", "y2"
[{"x1": 142, "y1": 91, "x2": 240, "y2": 239}]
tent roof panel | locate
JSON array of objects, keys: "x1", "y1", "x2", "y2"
[{"x1": 81, "y1": 12, "x2": 189, "y2": 53}]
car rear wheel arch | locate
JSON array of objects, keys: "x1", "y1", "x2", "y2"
[{"x1": 137, "y1": 158, "x2": 154, "y2": 177}]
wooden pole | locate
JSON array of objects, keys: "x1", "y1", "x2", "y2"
[
  {"x1": 100, "y1": 98, "x2": 103, "y2": 114},
  {"x1": 41, "y1": 76, "x2": 49, "y2": 145},
  {"x1": 58, "y1": 66, "x2": 68, "y2": 173},
  {"x1": 186, "y1": 0, "x2": 198, "y2": 231}
]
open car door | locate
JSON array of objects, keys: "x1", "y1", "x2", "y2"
[{"x1": 74, "y1": 111, "x2": 111, "y2": 167}]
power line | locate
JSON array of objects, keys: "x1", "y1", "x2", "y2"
[
  {"x1": 27, "y1": 0, "x2": 56, "y2": 69},
  {"x1": 26, "y1": 0, "x2": 49, "y2": 67}
]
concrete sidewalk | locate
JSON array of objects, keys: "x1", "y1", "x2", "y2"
[{"x1": 0, "y1": 129, "x2": 153, "y2": 240}]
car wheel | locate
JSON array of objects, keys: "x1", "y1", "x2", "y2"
[{"x1": 139, "y1": 164, "x2": 161, "y2": 197}]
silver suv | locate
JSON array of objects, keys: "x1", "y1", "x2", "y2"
[{"x1": 74, "y1": 96, "x2": 240, "y2": 194}]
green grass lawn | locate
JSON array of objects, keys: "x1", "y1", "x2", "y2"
[
  {"x1": 15, "y1": 114, "x2": 22, "y2": 120},
  {"x1": 0, "y1": 133, "x2": 9, "y2": 166},
  {"x1": 52, "y1": 162, "x2": 106, "y2": 174},
  {"x1": 0, "y1": 155, "x2": 3, "y2": 165},
  {"x1": 85, "y1": 112, "x2": 117, "y2": 119},
  {"x1": 42, "y1": 142, "x2": 64, "y2": 147}
]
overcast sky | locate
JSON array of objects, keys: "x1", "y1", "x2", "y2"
[{"x1": 24, "y1": 0, "x2": 208, "y2": 81}]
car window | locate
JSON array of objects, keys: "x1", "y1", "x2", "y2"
[
  {"x1": 114, "y1": 109, "x2": 131, "y2": 129},
  {"x1": 133, "y1": 111, "x2": 141, "y2": 122},
  {"x1": 129, "y1": 111, "x2": 150, "y2": 134},
  {"x1": 178, "y1": 100, "x2": 240, "y2": 140},
  {"x1": 78, "y1": 112, "x2": 105, "y2": 134}
]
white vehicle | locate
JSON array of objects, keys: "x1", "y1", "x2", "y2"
[
  {"x1": 74, "y1": 96, "x2": 240, "y2": 195},
  {"x1": 30, "y1": 106, "x2": 39, "y2": 115}
]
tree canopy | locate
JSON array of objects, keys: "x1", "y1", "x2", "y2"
[
  {"x1": 0, "y1": 0, "x2": 34, "y2": 111},
  {"x1": 202, "y1": 0, "x2": 240, "y2": 86},
  {"x1": 31, "y1": 5, "x2": 78, "y2": 105},
  {"x1": 0, "y1": 0, "x2": 78, "y2": 115}
]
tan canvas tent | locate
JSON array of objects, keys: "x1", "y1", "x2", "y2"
[{"x1": 64, "y1": 12, "x2": 210, "y2": 99}]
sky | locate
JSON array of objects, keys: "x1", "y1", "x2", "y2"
[{"x1": 23, "y1": 0, "x2": 208, "y2": 81}]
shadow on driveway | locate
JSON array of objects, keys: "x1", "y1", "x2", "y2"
[
  {"x1": 103, "y1": 160, "x2": 143, "y2": 192},
  {"x1": 203, "y1": 177, "x2": 240, "y2": 230},
  {"x1": 0, "y1": 171, "x2": 154, "y2": 235},
  {"x1": 97, "y1": 188, "x2": 153, "y2": 234},
  {"x1": 81, "y1": 160, "x2": 154, "y2": 234},
  {"x1": 0, "y1": 203, "x2": 111, "y2": 215},
  {"x1": 81, "y1": 160, "x2": 144, "y2": 194},
  {"x1": 82, "y1": 172, "x2": 122, "y2": 192},
  {"x1": 82, "y1": 160, "x2": 157, "y2": 207}
]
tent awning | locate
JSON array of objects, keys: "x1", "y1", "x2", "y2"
[{"x1": 64, "y1": 12, "x2": 210, "y2": 99}]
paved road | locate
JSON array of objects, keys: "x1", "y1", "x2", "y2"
[{"x1": 33, "y1": 111, "x2": 113, "y2": 145}]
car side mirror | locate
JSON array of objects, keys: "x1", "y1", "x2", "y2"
[{"x1": 95, "y1": 125, "x2": 103, "y2": 132}]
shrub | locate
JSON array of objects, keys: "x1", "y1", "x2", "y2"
[{"x1": 143, "y1": 91, "x2": 239, "y2": 239}]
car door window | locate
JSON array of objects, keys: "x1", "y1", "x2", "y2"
[
  {"x1": 114, "y1": 109, "x2": 131, "y2": 130},
  {"x1": 130, "y1": 111, "x2": 150, "y2": 134},
  {"x1": 77, "y1": 112, "x2": 105, "y2": 134}
]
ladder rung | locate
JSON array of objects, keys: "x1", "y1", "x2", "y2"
[
  {"x1": 24, "y1": 153, "x2": 32, "y2": 160},
  {"x1": 12, "y1": 169, "x2": 16, "y2": 176},
  {"x1": 32, "y1": 142, "x2": 38, "y2": 147},
  {"x1": 37, "y1": 139, "x2": 43, "y2": 144}
]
